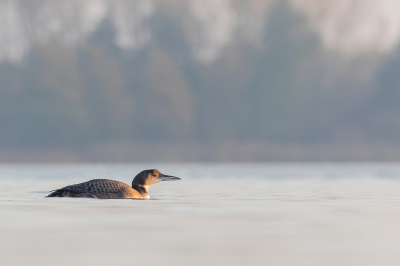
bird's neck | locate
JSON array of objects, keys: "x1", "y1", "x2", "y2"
[{"x1": 132, "y1": 183, "x2": 150, "y2": 199}]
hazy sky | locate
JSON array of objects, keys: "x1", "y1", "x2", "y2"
[{"x1": 1, "y1": 0, "x2": 400, "y2": 63}]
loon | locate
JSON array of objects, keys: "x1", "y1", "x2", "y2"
[{"x1": 46, "y1": 169, "x2": 181, "y2": 199}]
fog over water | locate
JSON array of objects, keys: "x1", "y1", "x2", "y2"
[
  {"x1": 1, "y1": 0, "x2": 400, "y2": 161},
  {"x1": 3, "y1": 2, "x2": 400, "y2": 264}
]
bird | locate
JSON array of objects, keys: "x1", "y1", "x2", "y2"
[{"x1": 46, "y1": 169, "x2": 181, "y2": 199}]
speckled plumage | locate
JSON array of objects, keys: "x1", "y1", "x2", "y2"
[
  {"x1": 47, "y1": 179, "x2": 143, "y2": 199},
  {"x1": 46, "y1": 169, "x2": 181, "y2": 199}
]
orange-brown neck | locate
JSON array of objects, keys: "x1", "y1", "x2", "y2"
[{"x1": 132, "y1": 183, "x2": 149, "y2": 198}]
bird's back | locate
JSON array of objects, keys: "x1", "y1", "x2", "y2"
[{"x1": 46, "y1": 179, "x2": 142, "y2": 199}]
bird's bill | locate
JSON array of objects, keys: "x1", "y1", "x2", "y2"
[{"x1": 157, "y1": 174, "x2": 181, "y2": 181}]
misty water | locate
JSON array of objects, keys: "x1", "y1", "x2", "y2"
[{"x1": 1, "y1": 163, "x2": 400, "y2": 266}]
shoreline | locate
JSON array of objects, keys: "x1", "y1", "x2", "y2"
[{"x1": 1, "y1": 142, "x2": 400, "y2": 163}]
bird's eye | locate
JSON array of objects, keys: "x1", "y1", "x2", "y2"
[{"x1": 152, "y1": 173, "x2": 157, "y2": 177}]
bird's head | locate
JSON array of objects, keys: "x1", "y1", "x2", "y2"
[{"x1": 132, "y1": 169, "x2": 181, "y2": 188}]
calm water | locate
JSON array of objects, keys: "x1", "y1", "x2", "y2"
[{"x1": 1, "y1": 163, "x2": 400, "y2": 266}]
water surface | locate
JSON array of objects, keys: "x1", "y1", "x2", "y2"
[{"x1": 1, "y1": 163, "x2": 400, "y2": 266}]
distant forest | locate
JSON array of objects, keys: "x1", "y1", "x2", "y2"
[{"x1": 1, "y1": 0, "x2": 400, "y2": 161}]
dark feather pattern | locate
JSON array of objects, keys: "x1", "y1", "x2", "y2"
[
  {"x1": 46, "y1": 179, "x2": 142, "y2": 199},
  {"x1": 46, "y1": 169, "x2": 180, "y2": 199}
]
